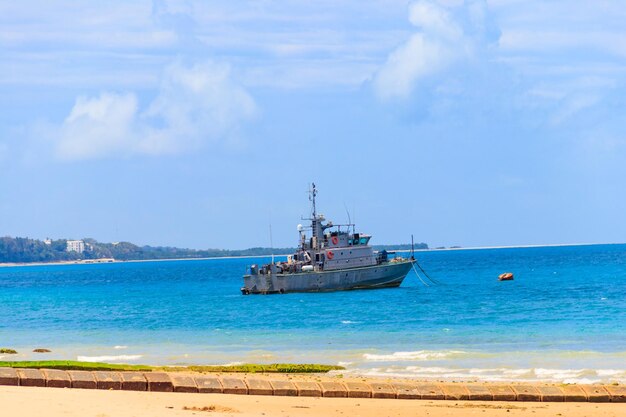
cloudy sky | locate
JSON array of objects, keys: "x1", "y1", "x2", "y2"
[{"x1": 1, "y1": 0, "x2": 625, "y2": 249}]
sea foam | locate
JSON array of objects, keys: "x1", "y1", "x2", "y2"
[
  {"x1": 363, "y1": 350, "x2": 467, "y2": 362},
  {"x1": 344, "y1": 366, "x2": 626, "y2": 384},
  {"x1": 77, "y1": 354, "x2": 143, "y2": 362}
]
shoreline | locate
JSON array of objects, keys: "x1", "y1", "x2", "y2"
[
  {"x1": 0, "y1": 254, "x2": 282, "y2": 268},
  {"x1": 1, "y1": 241, "x2": 624, "y2": 268},
  {"x1": 1, "y1": 368, "x2": 624, "y2": 400},
  {"x1": 1, "y1": 353, "x2": 624, "y2": 385},
  {"x1": 417, "y1": 241, "x2": 626, "y2": 251}
]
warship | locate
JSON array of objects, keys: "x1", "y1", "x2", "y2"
[{"x1": 241, "y1": 184, "x2": 415, "y2": 294}]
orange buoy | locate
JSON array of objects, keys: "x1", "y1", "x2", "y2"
[
  {"x1": 498, "y1": 272, "x2": 514, "y2": 281},
  {"x1": 331, "y1": 236, "x2": 339, "y2": 245},
  {"x1": 327, "y1": 251, "x2": 334, "y2": 260}
]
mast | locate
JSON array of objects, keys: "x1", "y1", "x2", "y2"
[
  {"x1": 308, "y1": 183, "x2": 320, "y2": 249},
  {"x1": 310, "y1": 182, "x2": 317, "y2": 219},
  {"x1": 270, "y1": 223, "x2": 274, "y2": 264}
]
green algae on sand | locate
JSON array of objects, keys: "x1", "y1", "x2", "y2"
[{"x1": 0, "y1": 361, "x2": 343, "y2": 373}]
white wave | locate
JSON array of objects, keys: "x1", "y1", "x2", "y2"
[
  {"x1": 363, "y1": 350, "x2": 467, "y2": 362},
  {"x1": 502, "y1": 368, "x2": 533, "y2": 377},
  {"x1": 345, "y1": 366, "x2": 626, "y2": 384},
  {"x1": 404, "y1": 366, "x2": 452, "y2": 373},
  {"x1": 341, "y1": 320, "x2": 358, "y2": 324},
  {"x1": 113, "y1": 345, "x2": 128, "y2": 350},
  {"x1": 468, "y1": 368, "x2": 502, "y2": 374},
  {"x1": 534, "y1": 368, "x2": 586, "y2": 380},
  {"x1": 597, "y1": 369, "x2": 623, "y2": 377},
  {"x1": 337, "y1": 361, "x2": 353, "y2": 367},
  {"x1": 77, "y1": 354, "x2": 143, "y2": 362},
  {"x1": 565, "y1": 378, "x2": 600, "y2": 385}
]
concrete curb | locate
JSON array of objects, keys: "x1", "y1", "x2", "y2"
[{"x1": 0, "y1": 368, "x2": 624, "y2": 403}]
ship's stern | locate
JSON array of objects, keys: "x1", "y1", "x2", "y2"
[{"x1": 241, "y1": 264, "x2": 274, "y2": 294}]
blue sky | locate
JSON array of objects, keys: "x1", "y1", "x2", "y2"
[{"x1": 1, "y1": 0, "x2": 625, "y2": 249}]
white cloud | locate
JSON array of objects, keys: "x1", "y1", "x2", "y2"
[
  {"x1": 0, "y1": 30, "x2": 177, "y2": 49},
  {"x1": 373, "y1": 0, "x2": 489, "y2": 99},
  {"x1": 408, "y1": 1, "x2": 463, "y2": 41},
  {"x1": 373, "y1": 33, "x2": 458, "y2": 99},
  {"x1": 58, "y1": 93, "x2": 138, "y2": 159},
  {"x1": 499, "y1": 30, "x2": 626, "y2": 58},
  {"x1": 0, "y1": 1, "x2": 414, "y2": 90},
  {"x1": 550, "y1": 93, "x2": 600, "y2": 126},
  {"x1": 56, "y1": 61, "x2": 256, "y2": 160}
]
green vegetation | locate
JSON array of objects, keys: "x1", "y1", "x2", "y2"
[
  {"x1": 0, "y1": 361, "x2": 152, "y2": 371},
  {"x1": 0, "y1": 361, "x2": 344, "y2": 373},
  {"x1": 0, "y1": 237, "x2": 70, "y2": 263},
  {"x1": 0, "y1": 236, "x2": 297, "y2": 263},
  {"x1": 0, "y1": 348, "x2": 18, "y2": 354},
  {"x1": 0, "y1": 235, "x2": 428, "y2": 264},
  {"x1": 372, "y1": 243, "x2": 428, "y2": 252},
  {"x1": 160, "y1": 363, "x2": 344, "y2": 373}
]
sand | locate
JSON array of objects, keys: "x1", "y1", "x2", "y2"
[{"x1": 1, "y1": 386, "x2": 624, "y2": 417}]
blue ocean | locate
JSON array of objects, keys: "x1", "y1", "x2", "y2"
[{"x1": 1, "y1": 244, "x2": 625, "y2": 384}]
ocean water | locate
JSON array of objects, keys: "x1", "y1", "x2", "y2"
[{"x1": 1, "y1": 244, "x2": 625, "y2": 384}]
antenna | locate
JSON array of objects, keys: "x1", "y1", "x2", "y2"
[
  {"x1": 269, "y1": 223, "x2": 274, "y2": 264},
  {"x1": 343, "y1": 202, "x2": 351, "y2": 229},
  {"x1": 309, "y1": 182, "x2": 317, "y2": 218}
]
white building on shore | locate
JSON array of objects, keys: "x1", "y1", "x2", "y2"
[{"x1": 66, "y1": 240, "x2": 85, "y2": 253}]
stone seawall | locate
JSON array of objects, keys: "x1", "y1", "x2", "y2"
[{"x1": 0, "y1": 368, "x2": 624, "y2": 402}]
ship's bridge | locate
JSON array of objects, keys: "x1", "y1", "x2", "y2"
[{"x1": 324, "y1": 231, "x2": 371, "y2": 248}]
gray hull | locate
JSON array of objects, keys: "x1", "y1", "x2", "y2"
[{"x1": 242, "y1": 260, "x2": 413, "y2": 294}]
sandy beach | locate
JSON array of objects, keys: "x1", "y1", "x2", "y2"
[
  {"x1": 0, "y1": 385, "x2": 624, "y2": 417},
  {"x1": 1, "y1": 369, "x2": 625, "y2": 417}
]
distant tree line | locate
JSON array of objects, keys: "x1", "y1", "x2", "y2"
[
  {"x1": 0, "y1": 237, "x2": 75, "y2": 263},
  {"x1": 372, "y1": 243, "x2": 428, "y2": 252},
  {"x1": 0, "y1": 236, "x2": 428, "y2": 263}
]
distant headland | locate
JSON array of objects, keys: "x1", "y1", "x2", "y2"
[{"x1": 0, "y1": 236, "x2": 428, "y2": 264}]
